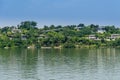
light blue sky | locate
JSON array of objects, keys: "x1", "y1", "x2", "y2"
[{"x1": 0, "y1": 0, "x2": 120, "y2": 27}]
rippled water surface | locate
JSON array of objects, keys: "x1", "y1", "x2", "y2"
[{"x1": 0, "y1": 48, "x2": 120, "y2": 80}]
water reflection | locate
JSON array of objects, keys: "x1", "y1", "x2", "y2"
[{"x1": 0, "y1": 48, "x2": 120, "y2": 80}]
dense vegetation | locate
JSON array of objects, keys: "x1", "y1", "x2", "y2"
[{"x1": 0, "y1": 21, "x2": 120, "y2": 48}]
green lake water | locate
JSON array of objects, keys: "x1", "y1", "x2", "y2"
[{"x1": 0, "y1": 48, "x2": 120, "y2": 80}]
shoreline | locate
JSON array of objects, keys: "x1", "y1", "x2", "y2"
[{"x1": 3, "y1": 45, "x2": 120, "y2": 49}]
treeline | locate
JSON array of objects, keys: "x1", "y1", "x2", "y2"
[{"x1": 0, "y1": 21, "x2": 120, "y2": 48}]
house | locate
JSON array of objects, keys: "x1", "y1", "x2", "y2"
[
  {"x1": 21, "y1": 34, "x2": 27, "y2": 40},
  {"x1": 111, "y1": 34, "x2": 120, "y2": 40},
  {"x1": 8, "y1": 35, "x2": 20, "y2": 40},
  {"x1": 89, "y1": 35, "x2": 96, "y2": 40},
  {"x1": 37, "y1": 34, "x2": 47, "y2": 39},
  {"x1": 11, "y1": 27, "x2": 21, "y2": 33},
  {"x1": 97, "y1": 28, "x2": 105, "y2": 33},
  {"x1": 88, "y1": 35, "x2": 100, "y2": 40},
  {"x1": 8, "y1": 35, "x2": 14, "y2": 40},
  {"x1": 75, "y1": 27, "x2": 82, "y2": 31}
]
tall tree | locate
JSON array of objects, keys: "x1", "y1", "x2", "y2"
[{"x1": 19, "y1": 21, "x2": 37, "y2": 30}]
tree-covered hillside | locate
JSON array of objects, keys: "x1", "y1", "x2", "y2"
[{"x1": 0, "y1": 21, "x2": 120, "y2": 48}]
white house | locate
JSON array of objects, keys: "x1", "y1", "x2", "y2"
[
  {"x1": 111, "y1": 34, "x2": 120, "y2": 40},
  {"x1": 97, "y1": 28, "x2": 105, "y2": 33},
  {"x1": 89, "y1": 35, "x2": 96, "y2": 40},
  {"x1": 88, "y1": 34, "x2": 101, "y2": 40},
  {"x1": 11, "y1": 27, "x2": 21, "y2": 33}
]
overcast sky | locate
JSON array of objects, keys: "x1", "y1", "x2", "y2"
[{"x1": 0, "y1": 0, "x2": 120, "y2": 27}]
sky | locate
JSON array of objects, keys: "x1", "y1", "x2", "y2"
[{"x1": 0, "y1": 0, "x2": 120, "y2": 27}]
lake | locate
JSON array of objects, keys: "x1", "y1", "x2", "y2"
[{"x1": 0, "y1": 48, "x2": 120, "y2": 80}]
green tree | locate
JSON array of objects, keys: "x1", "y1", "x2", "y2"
[{"x1": 19, "y1": 21, "x2": 37, "y2": 30}]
